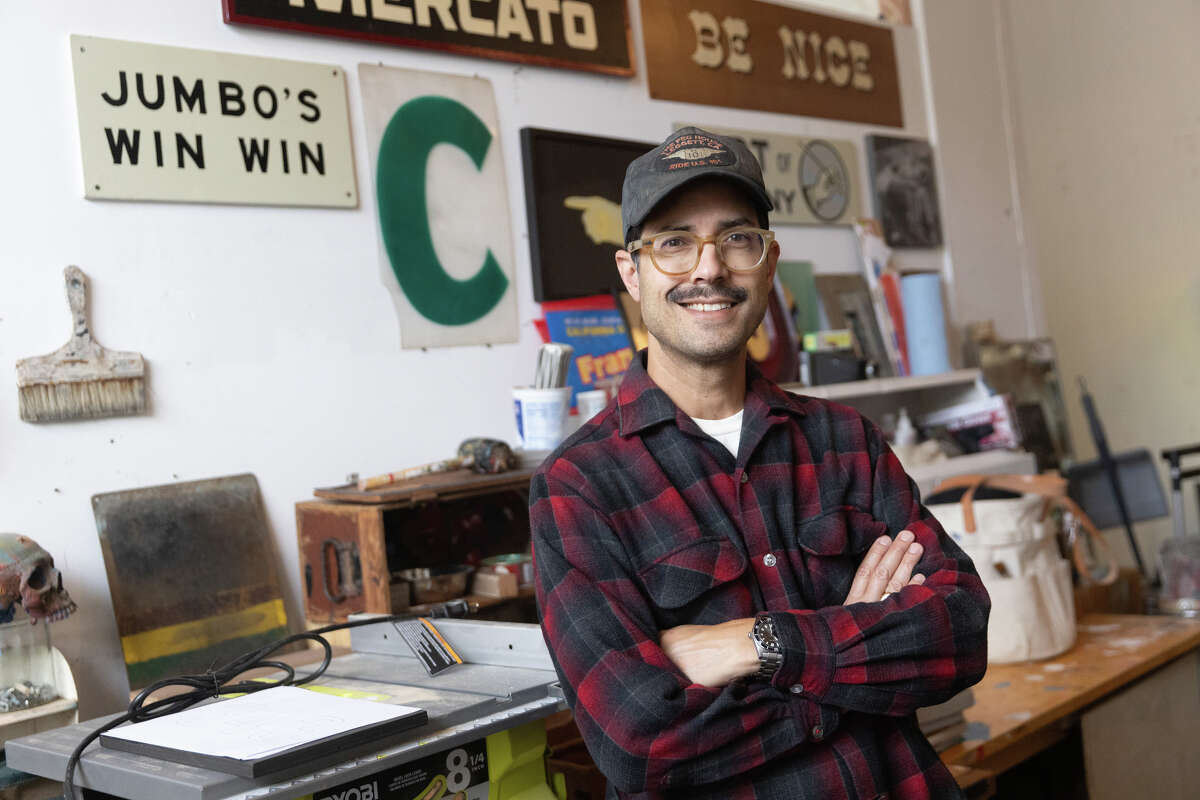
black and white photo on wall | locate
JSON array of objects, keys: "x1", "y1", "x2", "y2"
[{"x1": 865, "y1": 135, "x2": 943, "y2": 248}]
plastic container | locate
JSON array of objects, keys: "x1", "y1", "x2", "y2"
[
  {"x1": 894, "y1": 407, "x2": 917, "y2": 448},
  {"x1": 481, "y1": 553, "x2": 534, "y2": 587},
  {"x1": 1159, "y1": 538, "x2": 1200, "y2": 618},
  {"x1": 513, "y1": 387, "x2": 572, "y2": 451},
  {"x1": 576, "y1": 389, "x2": 608, "y2": 421}
]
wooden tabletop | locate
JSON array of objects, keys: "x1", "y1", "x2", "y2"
[
  {"x1": 942, "y1": 613, "x2": 1200, "y2": 770},
  {"x1": 313, "y1": 468, "x2": 535, "y2": 505}
]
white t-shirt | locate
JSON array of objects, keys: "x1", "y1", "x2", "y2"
[{"x1": 691, "y1": 410, "x2": 744, "y2": 458}]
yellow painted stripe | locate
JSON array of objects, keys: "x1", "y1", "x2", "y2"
[
  {"x1": 420, "y1": 617, "x2": 463, "y2": 664},
  {"x1": 302, "y1": 685, "x2": 391, "y2": 702},
  {"x1": 120, "y1": 598, "x2": 287, "y2": 665}
]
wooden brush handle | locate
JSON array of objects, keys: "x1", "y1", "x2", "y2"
[
  {"x1": 63, "y1": 265, "x2": 99, "y2": 358},
  {"x1": 357, "y1": 455, "x2": 470, "y2": 491}
]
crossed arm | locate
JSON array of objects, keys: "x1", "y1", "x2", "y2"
[
  {"x1": 661, "y1": 531, "x2": 927, "y2": 687},
  {"x1": 531, "y1": 425, "x2": 989, "y2": 792}
]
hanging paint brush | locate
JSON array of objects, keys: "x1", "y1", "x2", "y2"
[{"x1": 16, "y1": 266, "x2": 146, "y2": 422}]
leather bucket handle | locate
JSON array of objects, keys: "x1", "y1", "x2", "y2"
[{"x1": 931, "y1": 473, "x2": 1118, "y2": 586}]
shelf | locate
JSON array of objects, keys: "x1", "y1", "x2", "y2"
[
  {"x1": 408, "y1": 585, "x2": 536, "y2": 617},
  {"x1": 780, "y1": 368, "x2": 983, "y2": 401},
  {"x1": 0, "y1": 696, "x2": 76, "y2": 727}
]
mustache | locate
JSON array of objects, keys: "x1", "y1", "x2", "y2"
[{"x1": 667, "y1": 285, "x2": 748, "y2": 304}]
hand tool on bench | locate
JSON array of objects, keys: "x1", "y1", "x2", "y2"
[{"x1": 357, "y1": 438, "x2": 516, "y2": 491}]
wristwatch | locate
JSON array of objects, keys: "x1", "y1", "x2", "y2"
[{"x1": 748, "y1": 613, "x2": 783, "y2": 681}]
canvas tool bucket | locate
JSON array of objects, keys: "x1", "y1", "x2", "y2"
[{"x1": 928, "y1": 474, "x2": 1118, "y2": 663}]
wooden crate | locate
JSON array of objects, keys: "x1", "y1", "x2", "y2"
[{"x1": 297, "y1": 469, "x2": 536, "y2": 624}]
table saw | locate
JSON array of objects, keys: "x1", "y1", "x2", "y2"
[{"x1": 6, "y1": 617, "x2": 567, "y2": 800}]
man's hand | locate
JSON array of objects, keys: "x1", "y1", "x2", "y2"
[
  {"x1": 843, "y1": 531, "x2": 926, "y2": 605},
  {"x1": 660, "y1": 532, "x2": 926, "y2": 684},
  {"x1": 659, "y1": 618, "x2": 759, "y2": 687}
]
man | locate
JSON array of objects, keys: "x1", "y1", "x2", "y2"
[{"x1": 531, "y1": 127, "x2": 989, "y2": 799}]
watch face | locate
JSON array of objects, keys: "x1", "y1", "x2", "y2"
[
  {"x1": 755, "y1": 616, "x2": 780, "y2": 651},
  {"x1": 799, "y1": 140, "x2": 851, "y2": 222}
]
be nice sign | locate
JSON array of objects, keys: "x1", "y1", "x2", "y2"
[
  {"x1": 70, "y1": 35, "x2": 357, "y2": 207},
  {"x1": 641, "y1": 0, "x2": 902, "y2": 127}
]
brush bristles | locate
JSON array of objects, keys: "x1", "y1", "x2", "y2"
[{"x1": 18, "y1": 378, "x2": 146, "y2": 422}]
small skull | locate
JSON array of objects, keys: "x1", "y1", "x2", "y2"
[{"x1": 0, "y1": 534, "x2": 77, "y2": 624}]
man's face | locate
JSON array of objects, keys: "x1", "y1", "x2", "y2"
[{"x1": 616, "y1": 179, "x2": 778, "y2": 366}]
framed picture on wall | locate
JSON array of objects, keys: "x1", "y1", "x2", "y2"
[
  {"x1": 520, "y1": 128, "x2": 653, "y2": 302},
  {"x1": 865, "y1": 135, "x2": 944, "y2": 248}
]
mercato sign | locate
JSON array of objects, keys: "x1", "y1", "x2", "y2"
[{"x1": 224, "y1": 0, "x2": 634, "y2": 76}]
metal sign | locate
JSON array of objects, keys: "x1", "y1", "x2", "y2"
[
  {"x1": 642, "y1": 0, "x2": 902, "y2": 127},
  {"x1": 223, "y1": 0, "x2": 633, "y2": 77},
  {"x1": 69, "y1": 35, "x2": 356, "y2": 207},
  {"x1": 679, "y1": 123, "x2": 863, "y2": 226},
  {"x1": 359, "y1": 64, "x2": 518, "y2": 349}
]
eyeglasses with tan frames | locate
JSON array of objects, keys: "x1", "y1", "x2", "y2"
[{"x1": 626, "y1": 227, "x2": 775, "y2": 276}]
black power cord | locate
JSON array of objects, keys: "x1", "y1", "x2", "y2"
[{"x1": 63, "y1": 600, "x2": 475, "y2": 799}]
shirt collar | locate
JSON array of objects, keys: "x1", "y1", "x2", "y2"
[{"x1": 616, "y1": 350, "x2": 805, "y2": 437}]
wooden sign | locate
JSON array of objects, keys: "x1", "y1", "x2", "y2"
[
  {"x1": 223, "y1": 0, "x2": 633, "y2": 77},
  {"x1": 70, "y1": 35, "x2": 356, "y2": 207},
  {"x1": 642, "y1": 0, "x2": 902, "y2": 127},
  {"x1": 680, "y1": 123, "x2": 863, "y2": 225},
  {"x1": 359, "y1": 64, "x2": 518, "y2": 349}
]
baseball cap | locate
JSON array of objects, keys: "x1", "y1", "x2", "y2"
[{"x1": 621, "y1": 126, "x2": 774, "y2": 246}]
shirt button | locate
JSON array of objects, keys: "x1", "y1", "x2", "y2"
[
  {"x1": 812, "y1": 725, "x2": 824, "y2": 741},
  {"x1": 740, "y1": 472, "x2": 749, "y2": 484},
  {"x1": 763, "y1": 553, "x2": 777, "y2": 567},
  {"x1": 790, "y1": 684, "x2": 804, "y2": 695}
]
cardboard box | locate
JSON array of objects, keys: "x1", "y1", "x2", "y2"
[{"x1": 471, "y1": 568, "x2": 519, "y2": 598}]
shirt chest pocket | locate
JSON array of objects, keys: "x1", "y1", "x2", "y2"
[
  {"x1": 796, "y1": 507, "x2": 889, "y2": 607},
  {"x1": 637, "y1": 537, "x2": 749, "y2": 627}
]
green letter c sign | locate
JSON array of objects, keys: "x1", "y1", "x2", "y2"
[{"x1": 376, "y1": 96, "x2": 509, "y2": 326}]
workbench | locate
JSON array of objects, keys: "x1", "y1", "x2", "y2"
[
  {"x1": 942, "y1": 613, "x2": 1200, "y2": 799},
  {"x1": 5, "y1": 618, "x2": 567, "y2": 800}
]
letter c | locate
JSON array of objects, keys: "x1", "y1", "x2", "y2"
[{"x1": 375, "y1": 96, "x2": 509, "y2": 326}]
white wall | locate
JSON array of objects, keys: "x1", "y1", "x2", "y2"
[
  {"x1": 0, "y1": 1, "x2": 1026, "y2": 717},
  {"x1": 998, "y1": 0, "x2": 1200, "y2": 564},
  {"x1": 918, "y1": 0, "x2": 1045, "y2": 339}
]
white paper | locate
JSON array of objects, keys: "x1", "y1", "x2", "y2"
[{"x1": 103, "y1": 686, "x2": 422, "y2": 760}]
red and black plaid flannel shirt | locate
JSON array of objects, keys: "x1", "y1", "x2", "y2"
[{"x1": 531, "y1": 353, "x2": 989, "y2": 799}]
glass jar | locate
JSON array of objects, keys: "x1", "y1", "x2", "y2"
[{"x1": 0, "y1": 616, "x2": 60, "y2": 712}]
